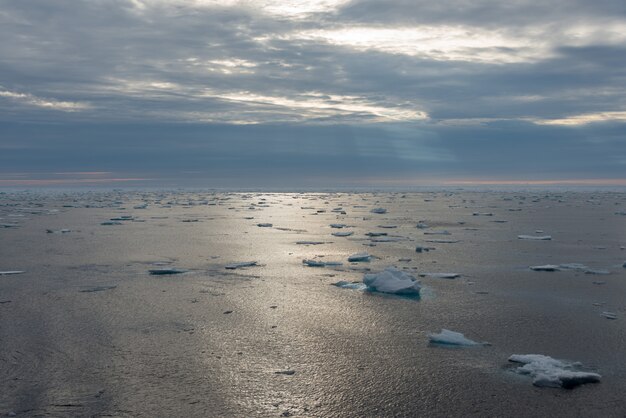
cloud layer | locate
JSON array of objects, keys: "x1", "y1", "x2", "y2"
[{"x1": 0, "y1": 0, "x2": 624, "y2": 186}]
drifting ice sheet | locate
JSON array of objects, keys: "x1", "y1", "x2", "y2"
[
  {"x1": 348, "y1": 252, "x2": 372, "y2": 262},
  {"x1": 508, "y1": 354, "x2": 601, "y2": 388},
  {"x1": 225, "y1": 261, "x2": 258, "y2": 269},
  {"x1": 363, "y1": 267, "x2": 421, "y2": 295}
]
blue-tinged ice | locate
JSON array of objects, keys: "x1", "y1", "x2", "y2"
[
  {"x1": 362, "y1": 267, "x2": 421, "y2": 295},
  {"x1": 508, "y1": 354, "x2": 601, "y2": 388}
]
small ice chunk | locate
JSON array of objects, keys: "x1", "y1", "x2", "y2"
[
  {"x1": 149, "y1": 268, "x2": 188, "y2": 275},
  {"x1": 428, "y1": 329, "x2": 482, "y2": 346},
  {"x1": 225, "y1": 261, "x2": 258, "y2": 270},
  {"x1": 363, "y1": 267, "x2": 421, "y2": 295},
  {"x1": 559, "y1": 263, "x2": 588, "y2": 270},
  {"x1": 365, "y1": 232, "x2": 387, "y2": 237},
  {"x1": 296, "y1": 241, "x2": 325, "y2": 245},
  {"x1": 332, "y1": 231, "x2": 354, "y2": 237},
  {"x1": 370, "y1": 208, "x2": 387, "y2": 214},
  {"x1": 584, "y1": 269, "x2": 611, "y2": 275},
  {"x1": 416, "y1": 222, "x2": 429, "y2": 229},
  {"x1": 332, "y1": 281, "x2": 367, "y2": 290},
  {"x1": 424, "y1": 239, "x2": 459, "y2": 243},
  {"x1": 518, "y1": 235, "x2": 552, "y2": 240},
  {"x1": 473, "y1": 212, "x2": 493, "y2": 216},
  {"x1": 46, "y1": 228, "x2": 71, "y2": 234},
  {"x1": 530, "y1": 265, "x2": 561, "y2": 272},
  {"x1": 80, "y1": 285, "x2": 117, "y2": 293},
  {"x1": 423, "y1": 230, "x2": 451, "y2": 235},
  {"x1": 348, "y1": 252, "x2": 372, "y2": 262},
  {"x1": 601, "y1": 311, "x2": 617, "y2": 320},
  {"x1": 330, "y1": 224, "x2": 346, "y2": 228},
  {"x1": 415, "y1": 246, "x2": 431, "y2": 253},
  {"x1": 303, "y1": 259, "x2": 343, "y2": 267},
  {"x1": 419, "y1": 273, "x2": 460, "y2": 279},
  {"x1": 508, "y1": 354, "x2": 601, "y2": 388},
  {"x1": 101, "y1": 221, "x2": 122, "y2": 225},
  {"x1": 257, "y1": 223, "x2": 273, "y2": 227},
  {"x1": 0, "y1": 271, "x2": 25, "y2": 275}
]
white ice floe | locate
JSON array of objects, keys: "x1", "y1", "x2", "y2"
[
  {"x1": 601, "y1": 311, "x2": 617, "y2": 320},
  {"x1": 585, "y1": 269, "x2": 611, "y2": 275},
  {"x1": 362, "y1": 267, "x2": 421, "y2": 295},
  {"x1": 508, "y1": 354, "x2": 601, "y2": 388},
  {"x1": 419, "y1": 273, "x2": 460, "y2": 279},
  {"x1": 0, "y1": 271, "x2": 25, "y2": 275},
  {"x1": 415, "y1": 246, "x2": 432, "y2": 253},
  {"x1": 257, "y1": 223, "x2": 273, "y2": 227},
  {"x1": 296, "y1": 241, "x2": 326, "y2": 245},
  {"x1": 530, "y1": 265, "x2": 561, "y2": 272},
  {"x1": 332, "y1": 281, "x2": 367, "y2": 290},
  {"x1": 428, "y1": 329, "x2": 483, "y2": 346},
  {"x1": 424, "y1": 239, "x2": 459, "y2": 243},
  {"x1": 302, "y1": 259, "x2": 343, "y2": 267},
  {"x1": 332, "y1": 231, "x2": 354, "y2": 237},
  {"x1": 518, "y1": 235, "x2": 552, "y2": 240},
  {"x1": 46, "y1": 228, "x2": 71, "y2": 234},
  {"x1": 348, "y1": 252, "x2": 372, "y2": 262},
  {"x1": 423, "y1": 230, "x2": 451, "y2": 235},
  {"x1": 225, "y1": 261, "x2": 258, "y2": 270},
  {"x1": 370, "y1": 208, "x2": 387, "y2": 214},
  {"x1": 473, "y1": 212, "x2": 493, "y2": 216},
  {"x1": 330, "y1": 223, "x2": 346, "y2": 228}
]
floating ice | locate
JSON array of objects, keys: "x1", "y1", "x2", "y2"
[
  {"x1": 332, "y1": 231, "x2": 354, "y2": 237},
  {"x1": 601, "y1": 311, "x2": 617, "y2": 320},
  {"x1": 473, "y1": 212, "x2": 493, "y2": 216},
  {"x1": 100, "y1": 221, "x2": 122, "y2": 226},
  {"x1": 296, "y1": 241, "x2": 326, "y2": 245},
  {"x1": 46, "y1": 228, "x2": 71, "y2": 234},
  {"x1": 415, "y1": 246, "x2": 431, "y2": 253},
  {"x1": 559, "y1": 263, "x2": 588, "y2": 270},
  {"x1": 348, "y1": 252, "x2": 372, "y2": 262},
  {"x1": 416, "y1": 222, "x2": 429, "y2": 229},
  {"x1": 518, "y1": 235, "x2": 552, "y2": 240},
  {"x1": 424, "y1": 239, "x2": 459, "y2": 243},
  {"x1": 0, "y1": 271, "x2": 25, "y2": 275},
  {"x1": 363, "y1": 267, "x2": 421, "y2": 295},
  {"x1": 330, "y1": 224, "x2": 346, "y2": 228},
  {"x1": 585, "y1": 269, "x2": 611, "y2": 275},
  {"x1": 149, "y1": 268, "x2": 188, "y2": 275},
  {"x1": 508, "y1": 354, "x2": 601, "y2": 388},
  {"x1": 365, "y1": 232, "x2": 387, "y2": 237},
  {"x1": 428, "y1": 329, "x2": 482, "y2": 346},
  {"x1": 370, "y1": 208, "x2": 387, "y2": 214},
  {"x1": 257, "y1": 223, "x2": 273, "y2": 227},
  {"x1": 225, "y1": 261, "x2": 258, "y2": 270},
  {"x1": 423, "y1": 230, "x2": 451, "y2": 235},
  {"x1": 332, "y1": 281, "x2": 367, "y2": 290},
  {"x1": 80, "y1": 285, "x2": 117, "y2": 293},
  {"x1": 530, "y1": 265, "x2": 561, "y2": 272},
  {"x1": 303, "y1": 259, "x2": 342, "y2": 267},
  {"x1": 419, "y1": 273, "x2": 460, "y2": 279}
]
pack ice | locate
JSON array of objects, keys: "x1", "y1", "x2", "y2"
[{"x1": 428, "y1": 329, "x2": 483, "y2": 346}]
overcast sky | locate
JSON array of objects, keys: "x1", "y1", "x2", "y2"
[{"x1": 1, "y1": 0, "x2": 625, "y2": 188}]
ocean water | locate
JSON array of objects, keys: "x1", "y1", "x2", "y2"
[{"x1": 1, "y1": 190, "x2": 625, "y2": 417}]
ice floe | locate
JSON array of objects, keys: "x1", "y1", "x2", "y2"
[
  {"x1": 419, "y1": 273, "x2": 460, "y2": 279},
  {"x1": 508, "y1": 354, "x2": 601, "y2": 388},
  {"x1": 362, "y1": 267, "x2": 421, "y2": 295},
  {"x1": 148, "y1": 268, "x2": 188, "y2": 275},
  {"x1": 428, "y1": 329, "x2": 484, "y2": 346},
  {"x1": 348, "y1": 252, "x2": 372, "y2": 262},
  {"x1": 225, "y1": 261, "x2": 258, "y2": 270},
  {"x1": 370, "y1": 208, "x2": 387, "y2": 214},
  {"x1": 0, "y1": 271, "x2": 25, "y2": 275},
  {"x1": 332, "y1": 231, "x2": 354, "y2": 237},
  {"x1": 518, "y1": 235, "x2": 552, "y2": 240},
  {"x1": 302, "y1": 259, "x2": 342, "y2": 267}
]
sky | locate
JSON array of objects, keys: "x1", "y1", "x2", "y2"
[{"x1": 0, "y1": 0, "x2": 625, "y2": 188}]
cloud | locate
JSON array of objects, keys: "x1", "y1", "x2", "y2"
[
  {"x1": 0, "y1": 0, "x2": 624, "y2": 186},
  {"x1": 0, "y1": 89, "x2": 91, "y2": 112}
]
